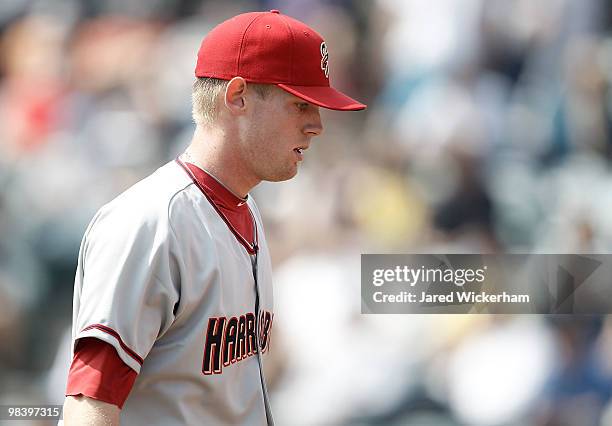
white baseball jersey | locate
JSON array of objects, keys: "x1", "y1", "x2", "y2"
[{"x1": 71, "y1": 159, "x2": 275, "y2": 425}]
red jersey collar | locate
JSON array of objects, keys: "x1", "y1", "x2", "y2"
[
  {"x1": 176, "y1": 158, "x2": 258, "y2": 254},
  {"x1": 183, "y1": 162, "x2": 249, "y2": 212}
]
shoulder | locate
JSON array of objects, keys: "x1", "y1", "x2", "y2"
[
  {"x1": 85, "y1": 161, "x2": 194, "y2": 242},
  {"x1": 106, "y1": 160, "x2": 192, "y2": 216}
]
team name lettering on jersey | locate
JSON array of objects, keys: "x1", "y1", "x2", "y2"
[{"x1": 202, "y1": 310, "x2": 274, "y2": 375}]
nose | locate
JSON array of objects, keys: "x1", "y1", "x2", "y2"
[{"x1": 303, "y1": 109, "x2": 323, "y2": 136}]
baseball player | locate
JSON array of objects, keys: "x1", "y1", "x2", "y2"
[{"x1": 62, "y1": 10, "x2": 365, "y2": 426}]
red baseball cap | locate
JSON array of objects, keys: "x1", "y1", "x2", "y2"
[{"x1": 195, "y1": 10, "x2": 366, "y2": 111}]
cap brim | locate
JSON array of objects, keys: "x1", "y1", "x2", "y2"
[{"x1": 277, "y1": 83, "x2": 366, "y2": 111}]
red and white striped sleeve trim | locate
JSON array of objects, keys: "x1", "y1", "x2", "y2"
[
  {"x1": 80, "y1": 324, "x2": 144, "y2": 364},
  {"x1": 76, "y1": 324, "x2": 144, "y2": 372}
]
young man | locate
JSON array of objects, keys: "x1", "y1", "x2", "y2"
[{"x1": 62, "y1": 10, "x2": 365, "y2": 425}]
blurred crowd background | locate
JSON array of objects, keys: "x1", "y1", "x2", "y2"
[{"x1": 1, "y1": 0, "x2": 612, "y2": 425}]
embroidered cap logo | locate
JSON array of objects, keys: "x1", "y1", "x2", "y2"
[{"x1": 320, "y1": 42, "x2": 329, "y2": 78}]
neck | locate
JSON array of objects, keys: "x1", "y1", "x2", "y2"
[{"x1": 183, "y1": 125, "x2": 259, "y2": 199}]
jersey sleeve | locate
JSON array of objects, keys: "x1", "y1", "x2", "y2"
[
  {"x1": 66, "y1": 338, "x2": 137, "y2": 408},
  {"x1": 72, "y1": 199, "x2": 181, "y2": 373}
]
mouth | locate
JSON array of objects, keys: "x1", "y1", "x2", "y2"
[{"x1": 293, "y1": 146, "x2": 308, "y2": 161}]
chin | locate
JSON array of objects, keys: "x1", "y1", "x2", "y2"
[{"x1": 263, "y1": 167, "x2": 298, "y2": 182}]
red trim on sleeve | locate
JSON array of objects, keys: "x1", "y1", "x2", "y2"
[
  {"x1": 66, "y1": 338, "x2": 138, "y2": 409},
  {"x1": 80, "y1": 324, "x2": 144, "y2": 365}
]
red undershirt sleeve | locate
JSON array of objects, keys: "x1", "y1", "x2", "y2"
[{"x1": 66, "y1": 338, "x2": 138, "y2": 409}]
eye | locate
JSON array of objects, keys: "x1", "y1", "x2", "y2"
[{"x1": 296, "y1": 102, "x2": 309, "y2": 111}]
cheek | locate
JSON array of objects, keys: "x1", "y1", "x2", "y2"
[
  {"x1": 246, "y1": 106, "x2": 299, "y2": 158},
  {"x1": 244, "y1": 123, "x2": 279, "y2": 164},
  {"x1": 274, "y1": 114, "x2": 301, "y2": 140},
  {"x1": 258, "y1": 119, "x2": 293, "y2": 149}
]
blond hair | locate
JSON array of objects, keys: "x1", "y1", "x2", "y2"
[{"x1": 191, "y1": 77, "x2": 274, "y2": 126}]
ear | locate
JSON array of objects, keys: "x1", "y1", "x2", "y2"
[{"x1": 224, "y1": 77, "x2": 248, "y2": 115}]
